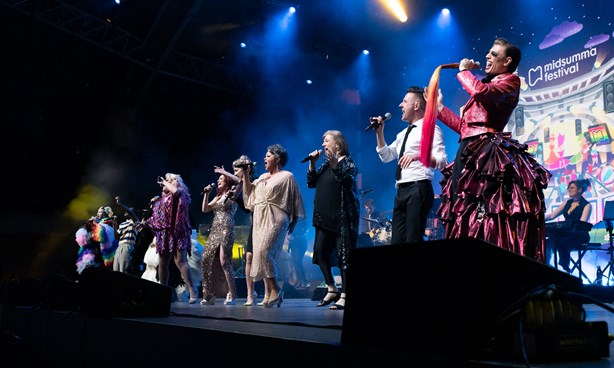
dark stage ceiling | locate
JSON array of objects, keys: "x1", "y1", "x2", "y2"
[
  {"x1": 4, "y1": 0, "x2": 605, "y2": 278},
  {"x1": 1, "y1": 0, "x2": 454, "y2": 215}
]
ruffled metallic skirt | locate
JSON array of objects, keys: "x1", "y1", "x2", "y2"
[{"x1": 437, "y1": 132, "x2": 552, "y2": 262}]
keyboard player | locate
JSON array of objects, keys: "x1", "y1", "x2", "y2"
[{"x1": 544, "y1": 179, "x2": 592, "y2": 272}]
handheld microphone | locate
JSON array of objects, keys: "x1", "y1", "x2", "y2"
[
  {"x1": 224, "y1": 185, "x2": 237, "y2": 204},
  {"x1": 448, "y1": 61, "x2": 481, "y2": 70},
  {"x1": 200, "y1": 182, "x2": 216, "y2": 195},
  {"x1": 301, "y1": 150, "x2": 322, "y2": 163},
  {"x1": 365, "y1": 112, "x2": 392, "y2": 131},
  {"x1": 234, "y1": 162, "x2": 256, "y2": 169},
  {"x1": 360, "y1": 189, "x2": 373, "y2": 195}
]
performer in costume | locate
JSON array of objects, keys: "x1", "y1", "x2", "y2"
[
  {"x1": 241, "y1": 144, "x2": 305, "y2": 308},
  {"x1": 426, "y1": 37, "x2": 551, "y2": 262},
  {"x1": 141, "y1": 238, "x2": 159, "y2": 282},
  {"x1": 199, "y1": 169, "x2": 240, "y2": 305},
  {"x1": 306, "y1": 130, "x2": 360, "y2": 310},
  {"x1": 75, "y1": 218, "x2": 116, "y2": 274},
  {"x1": 232, "y1": 155, "x2": 259, "y2": 306},
  {"x1": 140, "y1": 173, "x2": 198, "y2": 303}
]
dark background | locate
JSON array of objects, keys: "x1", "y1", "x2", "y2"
[{"x1": 1, "y1": 0, "x2": 609, "y2": 279}]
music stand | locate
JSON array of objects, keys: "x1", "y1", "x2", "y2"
[{"x1": 601, "y1": 201, "x2": 614, "y2": 285}]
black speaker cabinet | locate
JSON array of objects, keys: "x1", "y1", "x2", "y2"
[
  {"x1": 77, "y1": 267, "x2": 172, "y2": 318},
  {"x1": 341, "y1": 238, "x2": 584, "y2": 360}
]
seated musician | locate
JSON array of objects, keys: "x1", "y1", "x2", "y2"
[
  {"x1": 544, "y1": 179, "x2": 592, "y2": 272},
  {"x1": 362, "y1": 199, "x2": 386, "y2": 233}
]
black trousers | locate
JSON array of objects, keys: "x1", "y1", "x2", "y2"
[
  {"x1": 391, "y1": 180, "x2": 434, "y2": 244},
  {"x1": 312, "y1": 227, "x2": 342, "y2": 286}
]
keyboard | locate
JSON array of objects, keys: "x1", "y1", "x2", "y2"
[{"x1": 545, "y1": 220, "x2": 593, "y2": 234}]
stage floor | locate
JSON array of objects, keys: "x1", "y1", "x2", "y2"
[
  {"x1": 158, "y1": 297, "x2": 344, "y2": 344},
  {"x1": 132, "y1": 297, "x2": 614, "y2": 367},
  {"x1": 3, "y1": 294, "x2": 614, "y2": 367}
]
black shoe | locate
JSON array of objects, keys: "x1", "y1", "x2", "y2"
[
  {"x1": 317, "y1": 291, "x2": 340, "y2": 307},
  {"x1": 329, "y1": 296, "x2": 346, "y2": 310}
]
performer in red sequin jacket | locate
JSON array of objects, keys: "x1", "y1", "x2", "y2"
[{"x1": 434, "y1": 37, "x2": 551, "y2": 262}]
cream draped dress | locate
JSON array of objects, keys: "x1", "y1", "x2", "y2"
[{"x1": 245, "y1": 170, "x2": 305, "y2": 281}]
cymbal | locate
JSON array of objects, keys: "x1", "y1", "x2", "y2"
[{"x1": 361, "y1": 216, "x2": 381, "y2": 223}]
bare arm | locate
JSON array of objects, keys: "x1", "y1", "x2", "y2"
[
  {"x1": 580, "y1": 203, "x2": 592, "y2": 222},
  {"x1": 369, "y1": 116, "x2": 387, "y2": 149},
  {"x1": 115, "y1": 196, "x2": 140, "y2": 223},
  {"x1": 545, "y1": 201, "x2": 566, "y2": 221},
  {"x1": 242, "y1": 166, "x2": 255, "y2": 198},
  {"x1": 158, "y1": 177, "x2": 178, "y2": 195},
  {"x1": 201, "y1": 184, "x2": 216, "y2": 213},
  {"x1": 214, "y1": 165, "x2": 241, "y2": 185}
]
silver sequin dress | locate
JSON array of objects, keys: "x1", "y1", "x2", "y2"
[{"x1": 200, "y1": 199, "x2": 237, "y2": 298}]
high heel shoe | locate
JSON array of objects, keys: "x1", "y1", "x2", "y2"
[
  {"x1": 329, "y1": 296, "x2": 345, "y2": 310},
  {"x1": 224, "y1": 292, "x2": 236, "y2": 305},
  {"x1": 200, "y1": 296, "x2": 215, "y2": 305},
  {"x1": 317, "y1": 290, "x2": 340, "y2": 307},
  {"x1": 188, "y1": 289, "x2": 198, "y2": 304},
  {"x1": 257, "y1": 295, "x2": 269, "y2": 306},
  {"x1": 264, "y1": 291, "x2": 284, "y2": 308},
  {"x1": 244, "y1": 291, "x2": 258, "y2": 306}
]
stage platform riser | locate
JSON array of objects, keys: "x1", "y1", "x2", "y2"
[{"x1": 1, "y1": 305, "x2": 457, "y2": 367}]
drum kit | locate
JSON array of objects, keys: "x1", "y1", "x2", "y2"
[
  {"x1": 362, "y1": 215, "x2": 392, "y2": 246},
  {"x1": 360, "y1": 205, "x2": 445, "y2": 245}
]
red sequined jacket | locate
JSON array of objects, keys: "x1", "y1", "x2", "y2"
[{"x1": 437, "y1": 70, "x2": 520, "y2": 140}]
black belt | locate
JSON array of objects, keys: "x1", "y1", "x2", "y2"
[{"x1": 397, "y1": 179, "x2": 430, "y2": 189}]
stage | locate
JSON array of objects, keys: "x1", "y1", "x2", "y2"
[
  {"x1": 2, "y1": 238, "x2": 614, "y2": 367},
  {"x1": 2, "y1": 294, "x2": 614, "y2": 368}
]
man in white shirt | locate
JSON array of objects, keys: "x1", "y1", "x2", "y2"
[{"x1": 368, "y1": 86, "x2": 448, "y2": 244}]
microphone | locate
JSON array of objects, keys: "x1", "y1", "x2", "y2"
[
  {"x1": 234, "y1": 162, "x2": 256, "y2": 169},
  {"x1": 449, "y1": 61, "x2": 481, "y2": 70},
  {"x1": 360, "y1": 189, "x2": 373, "y2": 195},
  {"x1": 365, "y1": 112, "x2": 392, "y2": 131},
  {"x1": 301, "y1": 150, "x2": 322, "y2": 163},
  {"x1": 224, "y1": 185, "x2": 237, "y2": 204},
  {"x1": 200, "y1": 182, "x2": 216, "y2": 195}
]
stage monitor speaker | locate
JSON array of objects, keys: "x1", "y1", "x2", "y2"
[
  {"x1": 341, "y1": 238, "x2": 584, "y2": 361},
  {"x1": 41, "y1": 273, "x2": 79, "y2": 310},
  {"x1": 77, "y1": 267, "x2": 172, "y2": 318}
]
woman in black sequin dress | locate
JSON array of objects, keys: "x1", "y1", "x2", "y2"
[{"x1": 306, "y1": 130, "x2": 360, "y2": 310}]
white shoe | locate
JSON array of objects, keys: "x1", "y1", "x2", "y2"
[
  {"x1": 200, "y1": 296, "x2": 215, "y2": 305},
  {"x1": 224, "y1": 293, "x2": 236, "y2": 305},
  {"x1": 244, "y1": 291, "x2": 258, "y2": 306}
]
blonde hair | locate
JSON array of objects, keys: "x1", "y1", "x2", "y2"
[
  {"x1": 233, "y1": 155, "x2": 257, "y2": 182},
  {"x1": 322, "y1": 130, "x2": 350, "y2": 156},
  {"x1": 165, "y1": 172, "x2": 190, "y2": 196},
  {"x1": 98, "y1": 206, "x2": 113, "y2": 217}
]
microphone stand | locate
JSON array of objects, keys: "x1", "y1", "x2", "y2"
[{"x1": 600, "y1": 219, "x2": 614, "y2": 286}]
